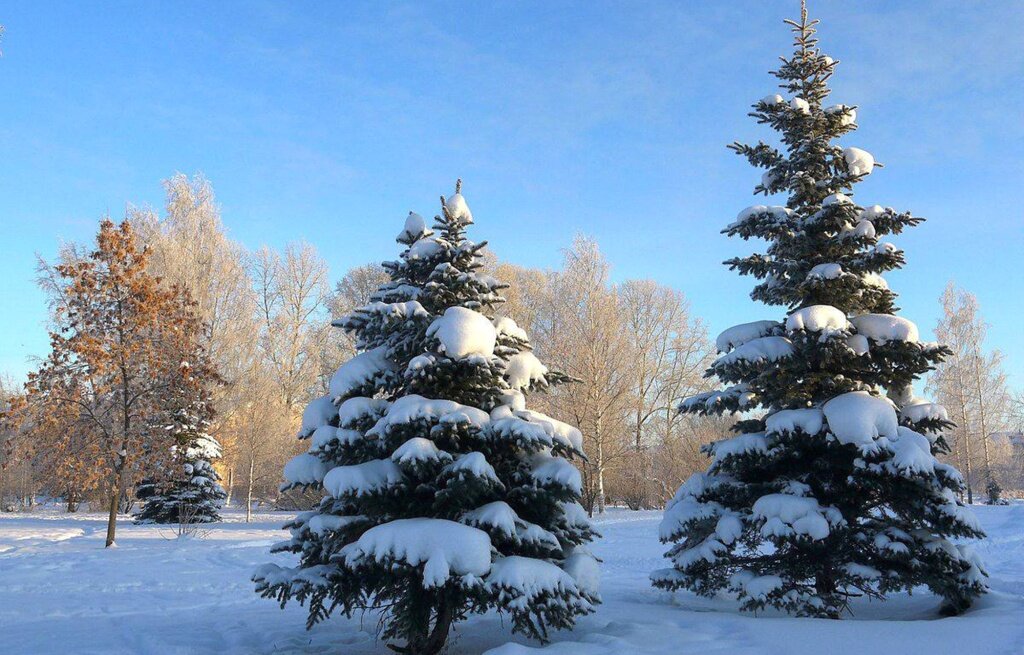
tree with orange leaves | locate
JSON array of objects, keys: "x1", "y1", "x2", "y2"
[
  {"x1": 15, "y1": 380, "x2": 105, "y2": 512},
  {"x1": 25, "y1": 218, "x2": 218, "y2": 546}
]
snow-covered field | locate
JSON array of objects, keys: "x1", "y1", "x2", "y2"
[{"x1": 1, "y1": 506, "x2": 1022, "y2": 655}]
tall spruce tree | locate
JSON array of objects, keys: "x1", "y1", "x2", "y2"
[
  {"x1": 255, "y1": 182, "x2": 598, "y2": 654},
  {"x1": 652, "y1": 4, "x2": 986, "y2": 617}
]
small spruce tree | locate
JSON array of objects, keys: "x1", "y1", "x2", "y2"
[
  {"x1": 135, "y1": 393, "x2": 226, "y2": 525},
  {"x1": 652, "y1": 3, "x2": 986, "y2": 617},
  {"x1": 255, "y1": 181, "x2": 598, "y2": 654}
]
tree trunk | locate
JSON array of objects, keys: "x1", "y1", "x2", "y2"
[
  {"x1": 596, "y1": 427, "x2": 606, "y2": 515},
  {"x1": 815, "y1": 566, "x2": 839, "y2": 618},
  {"x1": 423, "y1": 600, "x2": 454, "y2": 655},
  {"x1": 393, "y1": 598, "x2": 454, "y2": 655},
  {"x1": 105, "y1": 441, "x2": 128, "y2": 548},
  {"x1": 105, "y1": 475, "x2": 123, "y2": 547},
  {"x1": 21, "y1": 466, "x2": 31, "y2": 509},
  {"x1": 961, "y1": 427, "x2": 974, "y2": 504},
  {"x1": 955, "y1": 373, "x2": 974, "y2": 504},
  {"x1": 950, "y1": 423, "x2": 967, "y2": 501},
  {"x1": 225, "y1": 467, "x2": 234, "y2": 507},
  {"x1": 245, "y1": 456, "x2": 255, "y2": 523},
  {"x1": 582, "y1": 469, "x2": 596, "y2": 518},
  {"x1": 971, "y1": 352, "x2": 994, "y2": 491}
]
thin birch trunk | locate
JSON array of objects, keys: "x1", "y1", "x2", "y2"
[{"x1": 246, "y1": 455, "x2": 255, "y2": 523}]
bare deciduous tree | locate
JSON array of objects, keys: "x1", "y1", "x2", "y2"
[
  {"x1": 618, "y1": 280, "x2": 714, "y2": 509},
  {"x1": 225, "y1": 373, "x2": 296, "y2": 522},
  {"x1": 493, "y1": 241, "x2": 723, "y2": 513},
  {"x1": 132, "y1": 174, "x2": 259, "y2": 389},
  {"x1": 929, "y1": 282, "x2": 1014, "y2": 503},
  {"x1": 541, "y1": 237, "x2": 636, "y2": 515},
  {"x1": 252, "y1": 243, "x2": 332, "y2": 415}
]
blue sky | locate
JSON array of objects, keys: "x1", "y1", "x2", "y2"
[{"x1": 1, "y1": 1, "x2": 1022, "y2": 388}]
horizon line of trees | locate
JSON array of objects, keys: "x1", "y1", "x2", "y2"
[{"x1": 1, "y1": 173, "x2": 1022, "y2": 519}]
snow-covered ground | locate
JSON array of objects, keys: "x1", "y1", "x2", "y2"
[{"x1": 1, "y1": 505, "x2": 1022, "y2": 654}]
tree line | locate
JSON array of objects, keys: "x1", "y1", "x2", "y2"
[
  {"x1": 0, "y1": 174, "x2": 721, "y2": 521},
  {"x1": 0, "y1": 174, "x2": 1021, "y2": 524}
]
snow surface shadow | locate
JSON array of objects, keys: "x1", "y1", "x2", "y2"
[{"x1": 0, "y1": 506, "x2": 1022, "y2": 654}]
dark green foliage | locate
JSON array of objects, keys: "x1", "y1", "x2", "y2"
[
  {"x1": 255, "y1": 183, "x2": 598, "y2": 654},
  {"x1": 653, "y1": 7, "x2": 986, "y2": 618},
  {"x1": 985, "y1": 480, "x2": 1007, "y2": 506},
  {"x1": 135, "y1": 398, "x2": 226, "y2": 525}
]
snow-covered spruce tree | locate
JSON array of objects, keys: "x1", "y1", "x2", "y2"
[
  {"x1": 135, "y1": 392, "x2": 227, "y2": 524},
  {"x1": 255, "y1": 181, "x2": 598, "y2": 655},
  {"x1": 652, "y1": 4, "x2": 986, "y2": 618}
]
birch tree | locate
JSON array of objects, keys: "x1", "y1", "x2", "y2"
[
  {"x1": 132, "y1": 174, "x2": 258, "y2": 379},
  {"x1": 545, "y1": 237, "x2": 634, "y2": 514},
  {"x1": 225, "y1": 372, "x2": 294, "y2": 522},
  {"x1": 493, "y1": 253, "x2": 722, "y2": 510},
  {"x1": 618, "y1": 280, "x2": 714, "y2": 508},
  {"x1": 252, "y1": 243, "x2": 332, "y2": 415},
  {"x1": 929, "y1": 283, "x2": 1013, "y2": 503}
]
